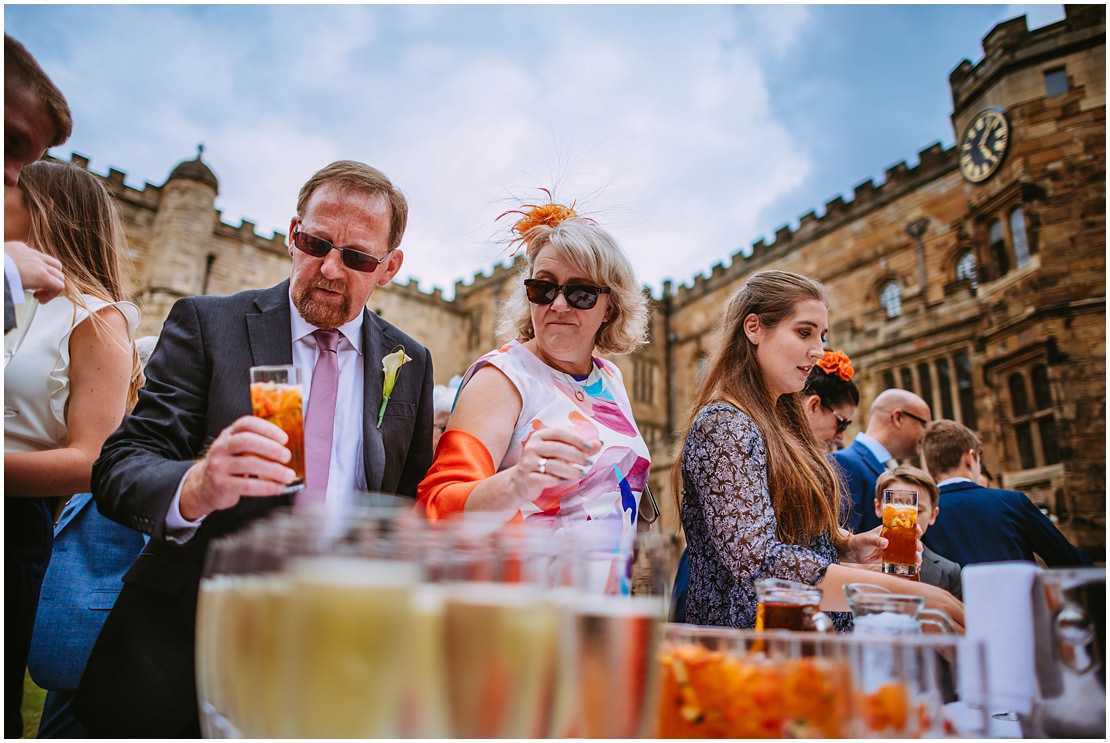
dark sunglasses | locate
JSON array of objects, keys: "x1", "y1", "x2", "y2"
[
  {"x1": 524, "y1": 279, "x2": 611, "y2": 310},
  {"x1": 293, "y1": 228, "x2": 394, "y2": 273},
  {"x1": 822, "y1": 402, "x2": 853, "y2": 434},
  {"x1": 900, "y1": 409, "x2": 930, "y2": 427}
]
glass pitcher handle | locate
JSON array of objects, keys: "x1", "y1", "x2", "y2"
[
  {"x1": 918, "y1": 608, "x2": 956, "y2": 634},
  {"x1": 810, "y1": 610, "x2": 834, "y2": 633}
]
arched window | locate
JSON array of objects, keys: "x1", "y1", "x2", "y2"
[
  {"x1": 955, "y1": 250, "x2": 978, "y2": 288},
  {"x1": 880, "y1": 281, "x2": 902, "y2": 318},
  {"x1": 988, "y1": 219, "x2": 1009, "y2": 278},
  {"x1": 1010, "y1": 207, "x2": 1030, "y2": 268}
]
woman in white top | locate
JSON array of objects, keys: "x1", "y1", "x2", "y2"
[
  {"x1": 4, "y1": 161, "x2": 140, "y2": 732},
  {"x1": 417, "y1": 198, "x2": 651, "y2": 569}
]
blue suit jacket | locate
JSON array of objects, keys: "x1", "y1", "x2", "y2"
[
  {"x1": 27, "y1": 494, "x2": 147, "y2": 691},
  {"x1": 830, "y1": 438, "x2": 885, "y2": 532},
  {"x1": 923, "y1": 481, "x2": 1092, "y2": 568}
]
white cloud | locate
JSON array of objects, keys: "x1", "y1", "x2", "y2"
[{"x1": 19, "y1": 4, "x2": 817, "y2": 297}]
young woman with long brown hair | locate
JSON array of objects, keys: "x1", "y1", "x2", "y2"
[
  {"x1": 674, "y1": 270, "x2": 963, "y2": 631},
  {"x1": 5, "y1": 161, "x2": 141, "y2": 729}
]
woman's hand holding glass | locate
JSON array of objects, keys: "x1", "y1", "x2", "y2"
[
  {"x1": 511, "y1": 426, "x2": 601, "y2": 505},
  {"x1": 839, "y1": 526, "x2": 924, "y2": 573}
]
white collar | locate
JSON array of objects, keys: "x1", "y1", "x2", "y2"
[
  {"x1": 854, "y1": 432, "x2": 893, "y2": 465},
  {"x1": 937, "y1": 476, "x2": 974, "y2": 488}
]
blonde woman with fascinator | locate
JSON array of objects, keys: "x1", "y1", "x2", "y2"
[
  {"x1": 418, "y1": 193, "x2": 651, "y2": 576},
  {"x1": 5, "y1": 161, "x2": 141, "y2": 729},
  {"x1": 674, "y1": 270, "x2": 964, "y2": 631}
]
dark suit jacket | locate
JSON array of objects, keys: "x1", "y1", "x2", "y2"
[
  {"x1": 830, "y1": 438, "x2": 885, "y2": 532},
  {"x1": 72, "y1": 281, "x2": 434, "y2": 737},
  {"x1": 919, "y1": 544, "x2": 963, "y2": 600},
  {"x1": 923, "y1": 480, "x2": 1092, "y2": 569}
]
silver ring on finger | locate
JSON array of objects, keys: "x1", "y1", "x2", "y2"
[{"x1": 537, "y1": 456, "x2": 547, "y2": 475}]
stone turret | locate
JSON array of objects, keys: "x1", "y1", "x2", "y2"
[{"x1": 142, "y1": 146, "x2": 219, "y2": 323}]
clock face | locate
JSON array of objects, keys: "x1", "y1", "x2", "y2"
[{"x1": 959, "y1": 108, "x2": 1010, "y2": 183}]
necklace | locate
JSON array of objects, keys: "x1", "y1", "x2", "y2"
[{"x1": 562, "y1": 369, "x2": 591, "y2": 401}]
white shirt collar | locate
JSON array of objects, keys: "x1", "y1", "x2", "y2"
[
  {"x1": 936, "y1": 476, "x2": 974, "y2": 488},
  {"x1": 854, "y1": 432, "x2": 893, "y2": 465},
  {"x1": 287, "y1": 292, "x2": 365, "y2": 354}
]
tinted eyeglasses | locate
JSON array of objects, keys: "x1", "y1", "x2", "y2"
[
  {"x1": 822, "y1": 402, "x2": 853, "y2": 434},
  {"x1": 900, "y1": 409, "x2": 930, "y2": 427},
  {"x1": 292, "y1": 228, "x2": 394, "y2": 273},
  {"x1": 524, "y1": 279, "x2": 611, "y2": 310}
]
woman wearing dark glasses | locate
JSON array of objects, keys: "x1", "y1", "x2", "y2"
[
  {"x1": 417, "y1": 198, "x2": 650, "y2": 576},
  {"x1": 801, "y1": 349, "x2": 859, "y2": 453}
]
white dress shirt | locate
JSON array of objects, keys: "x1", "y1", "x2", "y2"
[{"x1": 165, "y1": 294, "x2": 368, "y2": 537}]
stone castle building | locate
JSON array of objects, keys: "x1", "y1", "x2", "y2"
[{"x1": 56, "y1": 5, "x2": 1104, "y2": 557}]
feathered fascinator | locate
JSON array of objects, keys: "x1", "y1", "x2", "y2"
[
  {"x1": 497, "y1": 188, "x2": 587, "y2": 251},
  {"x1": 816, "y1": 349, "x2": 855, "y2": 382}
]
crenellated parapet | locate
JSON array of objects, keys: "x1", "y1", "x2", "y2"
[
  {"x1": 949, "y1": 4, "x2": 1104, "y2": 113},
  {"x1": 452, "y1": 254, "x2": 522, "y2": 298},
  {"x1": 668, "y1": 141, "x2": 957, "y2": 307}
]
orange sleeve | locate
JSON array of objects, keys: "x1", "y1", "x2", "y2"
[{"x1": 416, "y1": 428, "x2": 497, "y2": 520}]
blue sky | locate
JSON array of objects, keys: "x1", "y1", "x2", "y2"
[{"x1": 5, "y1": 3, "x2": 1066, "y2": 298}]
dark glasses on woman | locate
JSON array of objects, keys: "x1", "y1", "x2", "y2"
[
  {"x1": 292, "y1": 228, "x2": 394, "y2": 273},
  {"x1": 524, "y1": 279, "x2": 611, "y2": 310},
  {"x1": 822, "y1": 402, "x2": 853, "y2": 434}
]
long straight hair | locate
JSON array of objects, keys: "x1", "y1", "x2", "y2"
[
  {"x1": 671, "y1": 270, "x2": 846, "y2": 547},
  {"x1": 17, "y1": 161, "x2": 141, "y2": 409}
]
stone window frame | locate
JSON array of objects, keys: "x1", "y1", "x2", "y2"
[
  {"x1": 968, "y1": 184, "x2": 1041, "y2": 283},
  {"x1": 954, "y1": 249, "x2": 979, "y2": 288},
  {"x1": 1005, "y1": 361, "x2": 1062, "y2": 471},
  {"x1": 879, "y1": 279, "x2": 903, "y2": 319}
]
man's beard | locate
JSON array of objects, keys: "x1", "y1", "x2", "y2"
[{"x1": 293, "y1": 280, "x2": 352, "y2": 329}]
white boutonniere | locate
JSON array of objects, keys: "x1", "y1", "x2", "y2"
[{"x1": 377, "y1": 345, "x2": 412, "y2": 428}]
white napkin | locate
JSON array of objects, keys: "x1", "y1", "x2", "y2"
[{"x1": 961, "y1": 561, "x2": 1040, "y2": 714}]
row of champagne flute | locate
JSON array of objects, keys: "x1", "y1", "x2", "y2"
[{"x1": 195, "y1": 504, "x2": 675, "y2": 738}]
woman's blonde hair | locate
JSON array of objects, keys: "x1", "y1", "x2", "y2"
[
  {"x1": 671, "y1": 270, "x2": 845, "y2": 547},
  {"x1": 497, "y1": 218, "x2": 649, "y2": 355},
  {"x1": 17, "y1": 161, "x2": 141, "y2": 408}
]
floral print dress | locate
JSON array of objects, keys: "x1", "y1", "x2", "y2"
[{"x1": 680, "y1": 403, "x2": 852, "y2": 631}]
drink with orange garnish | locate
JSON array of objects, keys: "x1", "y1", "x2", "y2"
[
  {"x1": 249, "y1": 365, "x2": 305, "y2": 493},
  {"x1": 880, "y1": 489, "x2": 917, "y2": 577}
]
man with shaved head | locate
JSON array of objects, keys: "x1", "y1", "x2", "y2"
[{"x1": 831, "y1": 388, "x2": 932, "y2": 532}]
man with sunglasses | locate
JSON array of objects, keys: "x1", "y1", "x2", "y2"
[
  {"x1": 74, "y1": 160, "x2": 434, "y2": 737},
  {"x1": 831, "y1": 388, "x2": 932, "y2": 532}
]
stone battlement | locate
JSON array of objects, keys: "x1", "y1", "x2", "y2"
[
  {"x1": 668, "y1": 141, "x2": 956, "y2": 305},
  {"x1": 949, "y1": 4, "x2": 1105, "y2": 112}
]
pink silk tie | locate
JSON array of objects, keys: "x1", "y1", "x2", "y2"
[{"x1": 302, "y1": 329, "x2": 340, "y2": 503}]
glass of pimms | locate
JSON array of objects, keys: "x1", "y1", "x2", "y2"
[
  {"x1": 249, "y1": 365, "x2": 305, "y2": 494},
  {"x1": 881, "y1": 489, "x2": 918, "y2": 578}
]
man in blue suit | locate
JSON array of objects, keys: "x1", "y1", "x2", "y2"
[
  {"x1": 831, "y1": 388, "x2": 932, "y2": 532},
  {"x1": 921, "y1": 419, "x2": 1091, "y2": 567}
]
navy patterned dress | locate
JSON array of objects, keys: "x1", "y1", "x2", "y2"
[{"x1": 680, "y1": 403, "x2": 852, "y2": 631}]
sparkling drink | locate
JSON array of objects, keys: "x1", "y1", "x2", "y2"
[
  {"x1": 441, "y1": 582, "x2": 558, "y2": 738},
  {"x1": 284, "y1": 556, "x2": 419, "y2": 738},
  {"x1": 249, "y1": 365, "x2": 305, "y2": 492},
  {"x1": 881, "y1": 489, "x2": 919, "y2": 577},
  {"x1": 568, "y1": 595, "x2": 664, "y2": 738}
]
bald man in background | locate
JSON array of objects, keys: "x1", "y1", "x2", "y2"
[{"x1": 831, "y1": 388, "x2": 933, "y2": 532}]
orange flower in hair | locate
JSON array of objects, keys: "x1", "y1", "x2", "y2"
[
  {"x1": 816, "y1": 350, "x2": 854, "y2": 382},
  {"x1": 496, "y1": 188, "x2": 581, "y2": 239}
]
